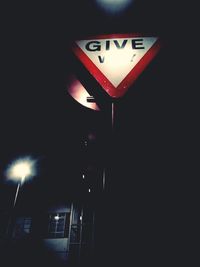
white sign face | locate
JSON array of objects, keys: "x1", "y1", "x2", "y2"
[
  {"x1": 73, "y1": 34, "x2": 161, "y2": 98},
  {"x1": 76, "y1": 37, "x2": 157, "y2": 87}
]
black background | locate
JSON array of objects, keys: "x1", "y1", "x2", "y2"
[{"x1": 0, "y1": 0, "x2": 198, "y2": 266}]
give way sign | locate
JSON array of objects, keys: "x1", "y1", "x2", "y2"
[{"x1": 72, "y1": 33, "x2": 161, "y2": 98}]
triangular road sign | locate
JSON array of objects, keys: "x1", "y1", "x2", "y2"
[{"x1": 72, "y1": 34, "x2": 161, "y2": 98}]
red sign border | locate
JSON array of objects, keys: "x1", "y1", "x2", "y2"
[{"x1": 72, "y1": 33, "x2": 162, "y2": 98}]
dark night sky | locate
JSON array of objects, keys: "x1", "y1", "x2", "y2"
[
  {"x1": 0, "y1": 2, "x2": 198, "y2": 261},
  {"x1": 0, "y1": 4, "x2": 196, "y2": 169},
  {"x1": 0, "y1": 1, "x2": 193, "y2": 158}
]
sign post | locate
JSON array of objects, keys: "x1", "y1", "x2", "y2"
[
  {"x1": 68, "y1": 33, "x2": 162, "y2": 264},
  {"x1": 70, "y1": 33, "x2": 161, "y2": 192}
]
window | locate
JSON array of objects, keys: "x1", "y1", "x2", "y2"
[
  {"x1": 46, "y1": 213, "x2": 70, "y2": 238},
  {"x1": 13, "y1": 217, "x2": 32, "y2": 238}
]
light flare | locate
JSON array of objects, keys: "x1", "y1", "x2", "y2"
[{"x1": 6, "y1": 156, "x2": 36, "y2": 182}]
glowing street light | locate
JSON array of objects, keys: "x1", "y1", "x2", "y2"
[
  {"x1": 5, "y1": 156, "x2": 36, "y2": 208},
  {"x1": 5, "y1": 156, "x2": 36, "y2": 237}
]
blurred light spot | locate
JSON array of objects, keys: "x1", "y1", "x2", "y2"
[
  {"x1": 95, "y1": 0, "x2": 133, "y2": 14},
  {"x1": 54, "y1": 215, "x2": 60, "y2": 220},
  {"x1": 88, "y1": 133, "x2": 96, "y2": 141},
  {"x1": 6, "y1": 156, "x2": 36, "y2": 183}
]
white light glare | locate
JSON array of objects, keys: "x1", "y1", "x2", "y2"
[
  {"x1": 54, "y1": 215, "x2": 60, "y2": 221},
  {"x1": 6, "y1": 157, "x2": 36, "y2": 183},
  {"x1": 96, "y1": 0, "x2": 133, "y2": 14}
]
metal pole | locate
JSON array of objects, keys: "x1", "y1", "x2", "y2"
[
  {"x1": 78, "y1": 206, "x2": 84, "y2": 265},
  {"x1": 91, "y1": 209, "x2": 95, "y2": 251},
  {"x1": 102, "y1": 168, "x2": 106, "y2": 192},
  {"x1": 13, "y1": 182, "x2": 21, "y2": 208},
  {"x1": 6, "y1": 180, "x2": 22, "y2": 237},
  {"x1": 102, "y1": 102, "x2": 115, "y2": 192},
  {"x1": 67, "y1": 202, "x2": 74, "y2": 256},
  {"x1": 111, "y1": 102, "x2": 115, "y2": 130}
]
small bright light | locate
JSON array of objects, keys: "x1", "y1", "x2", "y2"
[
  {"x1": 82, "y1": 174, "x2": 85, "y2": 179},
  {"x1": 88, "y1": 188, "x2": 91, "y2": 193},
  {"x1": 6, "y1": 157, "x2": 36, "y2": 183},
  {"x1": 54, "y1": 215, "x2": 60, "y2": 221},
  {"x1": 80, "y1": 216, "x2": 82, "y2": 221},
  {"x1": 96, "y1": 0, "x2": 133, "y2": 14}
]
